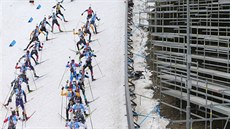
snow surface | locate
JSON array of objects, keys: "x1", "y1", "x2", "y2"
[
  {"x1": 1, "y1": 0, "x2": 128, "y2": 128},
  {"x1": 131, "y1": 0, "x2": 169, "y2": 128}
]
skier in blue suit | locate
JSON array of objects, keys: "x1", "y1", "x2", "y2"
[
  {"x1": 66, "y1": 59, "x2": 82, "y2": 83},
  {"x1": 15, "y1": 86, "x2": 28, "y2": 120},
  {"x1": 90, "y1": 13, "x2": 100, "y2": 34},
  {"x1": 66, "y1": 115, "x2": 87, "y2": 129},
  {"x1": 3, "y1": 111, "x2": 18, "y2": 129}
]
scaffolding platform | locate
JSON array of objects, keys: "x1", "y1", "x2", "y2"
[
  {"x1": 142, "y1": 0, "x2": 230, "y2": 128},
  {"x1": 162, "y1": 89, "x2": 230, "y2": 116}
]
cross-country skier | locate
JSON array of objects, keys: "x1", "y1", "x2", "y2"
[
  {"x1": 65, "y1": 98, "x2": 74, "y2": 122},
  {"x1": 14, "y1": 86, "x2": 28, "y2": 120},
  {"x1": 39, "y1": 17, "x2": 51, "y2": 40},
  {"x1": 62, "y1": 93, "x2": 82, "y2": 122},
  {"x1": 90, "y1": 13, "x2": 100, "y2": 34},
  {"x1": 49, "y1": 12, "x2": 63, "y2": 32},
  {"x1": 4, "y1": 78, "x2": 22, "y2": 107},
  {"x1": 17, "y1": 50, "x2": 39, "y2": 77},
  {"x1": 76, "y1": 77, "x2": 88, "y2": 105},
  {"x1": 73, "y1": 29, "x2": 87, "y2": 51},
  {"x1": 14, "y1": 63, "x2": 31, "y2": 91},
  {"x1": 66, "y1": 115, "x2": 87, "y2": 129},
  {"x1": 81, "y1": 6, "x2": 94, "y2": 20},
  {"x1": 61, "y1": 83, "x2": 85, "y2": 121},
  {"x1": 71, "y1": 102, "x2": 89, "y2": 117},
  {"x1": 53, "y1": 2, "x2": 67, "y2": 22},
  {"x1": 79, "y1": 43, "x2": 94, "y2": 59},
  {"x1": 24, "y1": 25, "x2": 41, "y2": 50},
  {"x1": 81, "y1": 48, "x2": 96, "y2": 81},
  {"x1": 19, "y1": 50, "x2": 38, "y2": 65},
  {"x1": 72, "y1": 80, "x2": 88, "y2": 105},
  {"x1": 82, "y1": 20, "x2": 91, "y2": 41},
  {"x1": 3, "y1": 111, "x2": 18, "y2": 129},
  {"x1": 4, "y1": 72, "x2": 32, "y2": 106},
  {"x1": 28, "y1": 41, "x2": 43, "y2": 63},
  {"x1": 61, "y1": 80, "x2": 79, "y2": 100},
  {"x1": 75, "y1": 108, "x2": 87, "y2": 128},
  {"x1": 66, "y1": 59, "x2": 82, "y2": 83}
]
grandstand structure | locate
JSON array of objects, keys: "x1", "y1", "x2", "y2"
[{"x1": 139, "y1": 0, "x2": 230, "y2": 128}]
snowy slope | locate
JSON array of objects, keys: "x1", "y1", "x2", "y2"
[{"x1": 1, "y1": 0, "x2": 127, "y2": 128}]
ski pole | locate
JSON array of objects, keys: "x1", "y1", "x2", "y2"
[
  {"x1": 88, "y1": 106, "x2": 94, "y2": 129},
  {"x1": 2, "y1": 107, "x2": 9, "y2": 129},
  {"x1": 40, "y1": 46, "x2": 43, "y2": 63},
  {"x1": 30, "y1": 71, "x2": 37, "y2": 90},
  {"x1": 73, "y1": 29, "x2": 77, "y2": 51},
  {"x1": 1, "y1": 85, "x2": 13, "y2": 111},
  {"x1": 65, "y1": 97, "x2": 67, "y2": 117},
  {"x1": 87, "y1": 78, "x2": 94, "y2": 100},
  {"x1": 93, "y1": 58, "x2": 103, "y2": 77},
  {"x1": 60, "y1": 95, "x2": 63, "y2": 121},
  {"x1": 1, "y1": 70, "x2": 18, "y2": 110},
  {"x1": 96, "y1": 39, "x2": 101, "y2": 46},
  {"x1": 58, "y1": 68, "x2": 67, "y2": 89},
  {"x1": 75, "y1": 15, "x2": 83, "y2": 30},
  {"x1": 22, "y1": 115, "x2": 23, "y2": 129},
  {"x1": 58, "y1": 56, "x2": 72, "y2": 89}
]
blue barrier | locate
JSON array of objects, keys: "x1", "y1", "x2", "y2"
[
  {"x1": 36, "y1": 4, "x2": 41, "y2": 9},
  {"x1": 9, "y1": 40, "x2": 16, "y2": 47},
  {"x1": 28, "y1": 17, "x2": 33, "y2": 23}
]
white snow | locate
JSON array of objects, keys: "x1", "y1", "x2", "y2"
[
  {"x1": 1, "y1": 0, "x2": 128, "y2": 128},
  {"x1": 130, "y1": 0, "x2": 169, "y2": 128}
]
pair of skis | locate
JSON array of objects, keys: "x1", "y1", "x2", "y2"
[{"x1": 58, "y1": 108, "x2": 97, "y2": 121}]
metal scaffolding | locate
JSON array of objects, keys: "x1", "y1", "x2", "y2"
[{"x1": 139, "y1": 0, "x2": 230, "y2": 128}]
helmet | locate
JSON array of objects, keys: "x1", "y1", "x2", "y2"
[{"x1": 73, "y1": 116, "x2": 78, "y2": 121}]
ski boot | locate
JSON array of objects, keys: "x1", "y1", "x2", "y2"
[
  {"x1": 85, "y1": 99, "x2": 89, "y2": 106},
  {"x1": 92, "y1": 76, "x2": 96, "y2": 81},
  {"x1": 84, "y1": 111, "x2": 89, "y2": 117},
  {"x1": 4, "y1": 97, "x2": 12, "y2": 106},
  {"x1": 34, "y1": 73, "x2": 39, "y2": 78},
  {"x1": 16, "y1": 110, "x2": 19, "y2": 116},
  {"x1": 27, "y1": 85, "x2": 33, "y2": 93},
  {"x1": 22, "y1": 112, "x2": 28, "y2": 121}
]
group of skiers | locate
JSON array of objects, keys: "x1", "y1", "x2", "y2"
[
  {"x1": 60, "y1": 5, "x2": 101, "y2": 129},
  {"x1": 3, "y1": 1, "x2": 101, "y2": 129}
]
